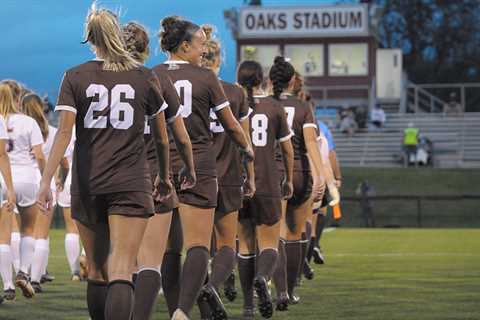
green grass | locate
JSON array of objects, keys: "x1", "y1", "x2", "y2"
[{"x1": 1, "y1": 228, "x2": 479, "y2": 319}]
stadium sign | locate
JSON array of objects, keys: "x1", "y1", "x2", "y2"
[{"x1": 239, "y1": 5, "x2": 369, "y2": 39}]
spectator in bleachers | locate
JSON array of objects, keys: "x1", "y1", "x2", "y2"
[
  {"x1": 355, "y1": 105, "x2": 369, "y2": 129},
  {"x1": 403, "y1": 122, "x2": 420, "y2": 167},
  {"x1": 443, "y1": 92, "x2": 463, "y2": 115},
  {"x1": 370, "y1": 104, "x2": 386, "y2": 130},
  {"x1": 339, "y1": 108, "x2": 358, "y2": 137}
]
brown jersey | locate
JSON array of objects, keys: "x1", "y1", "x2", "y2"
[
  {"x1": 144, "y1": 70, "x2": 182, "y2": 173},
  {"x1": 56, "y1": 60, "x2": 165, "y2": 195},
  {"x1": 249, "y1": 95, "x2": 292, "y2": 197},
  {"x1": 152, "y1": 61, "x2": 230, "y2": 176},
  {"x1": 275, "y1": 94, "x2": 317, "y2": 171},
  {"x1": 211, "y1": 81, "x2": 251, "y2": 187}
]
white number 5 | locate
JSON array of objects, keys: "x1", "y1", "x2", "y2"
[{"x1": 84, "y1": 84, "x2": 135, "y2": 130}]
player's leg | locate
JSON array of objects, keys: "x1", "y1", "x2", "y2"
[
  {"x1": 0, "y1": 205, "x2": 15, "y2": 301},
  {"x1": 63, "y1": 207, "x2": 82, "y2": 279},
  {"x1": 30, "y1": 205, "x2": 54, "y2": 292},
  {"x1": 272, "y1": 200, "x2": 289, "y2": 311},
  {"x1": 16, "y1": 204, "x2": 38, "y2": 298},
  {"x1": 162, "y1": 210, "x2": 183, "y2": 317},
  {"x1": 313, "y1": 207, "x2": 328, "y2": 264},
  {"x1": 174, "y1": 203, "x2": 214, "y2": 318},
  {"x1": 134, "y1": 211, "x2": 172, "y2": 320},
  {"x1": 10, "y1": 217, "x2": 20, "y2": 274},
  {"x1": 237, "y1": 218, "x2": 256, "y2": 319}
]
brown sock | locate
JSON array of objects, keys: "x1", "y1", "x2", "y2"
[
  {"x1": 209, "y1": 246, "x2": 236, "y2": 289},
  {"x1": 133, "y1": 269, "x2": 161, "y2": 320},
  {"x1": 104, "y1": 280, "x2": 134, "y2": 320},
  {"x1": 238, "y1": 253, "x2": 255, "y2": 308},
  {"x1": 177, "y1": 246, "x2": 209, "y2": 316},
  {"x1": 161, "y1": 252, "x2": 182, "y2": 316},
  {"x1": 285, "y1": 241, "x2": 302, "y2": 294},
  {"x1": 256, "y1": 248, "x2": 278, "y2": 279},
  {"x1": 272, "y1": 239, "x2": 287, "y2": 295},
  {"x1": 87, "y1": 280, "x2": 107, "y2": 320}
]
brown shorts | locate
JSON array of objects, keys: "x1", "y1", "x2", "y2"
[
  {"x1": 239, "y1": 195, "x2": 281, "y2": 226},
  {"x1": 149, "y1": 166, "x2": 179, "y2": 214},
  {"x1": 175, "y1": 174, "x2": 218, "y2": 209},
  {"x1": 215, "y1": 185, "x2": 243, "y2": 222},
  {"x1": 288, "y1": 171, "x2": 313, "y2": 207},
  {"x1": 71, "y1": 191, "x2": 154, "y2": 228}
]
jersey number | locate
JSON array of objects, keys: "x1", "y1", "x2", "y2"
[
  {"x1": 84, "y1": 84, "x2": 135, "y2": 130},
  {"x1": 174, "y1": 80, "x2": 192, "y2": 118},
  {"x1": 284, "y1": 107, "x2": 295, "y2": 129},
  {"x1": 251, "y1": 114, "x2": 268, "y2": 147}
]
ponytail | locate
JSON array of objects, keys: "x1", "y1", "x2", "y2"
[
  {"x1": 237, "y1": 60, "x2": 264, "y2": 110},
  {"x1": 84, "y1": 2, "x2": 139, "y2": 72},
  {"x1": 269, "y1": 56, "x2": 295, "y2": 100}
]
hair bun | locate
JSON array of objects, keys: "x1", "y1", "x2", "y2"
[
  {"x1": 161, "y1": 16, "x2": 179, "y2": 30},
  {"x1": 274, "y1": 56, "x2": 285, "y2": 65},
  {"x1": 202, "y1": 24, "x2": 214, "y2": 40}
]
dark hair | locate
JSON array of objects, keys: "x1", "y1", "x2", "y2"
[
  {"x1": 269, "y1": 56, "x2": 295, "y2": 100},
  {"x1": 123, "y1": 22, "x2": 150, "y2": 63},
  {"x1": 237, "y1": 60, "x2": 263, "y2": 111},
  {"x1": 159, "y1": 16, "x2": 200, "y2": 53}
]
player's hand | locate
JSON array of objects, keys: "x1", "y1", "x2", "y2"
[
  {"x1": 335, "y1": 179, "x2": 342, "y2": 188},
  {"x1": 243, "y1": 177, "x2": 256, "y2": 199},
  {"x1": 178, "y1": 166, "x2": 196, "y2": 190},
  {"x1": 240, "y1": 145, "x2": 254, "y2": 163},
  {"x1": 5, "y1": 189, "x2": 16, "y2": 213},
  {"x1": 281, "y1": 179, "x2": 293, "y2": 200},
  {"x1": 37, "y1": 182, "x2": 53, "y2": 214},
  {"x1": 312, "y1": 180, "x2": 326, "y2": 203},
  {"x1": 327, "y1": 182, "x2": 340, "y2": 207},
  {"x1": 154, "y1": 176, "x2": 174, "y2": 202},
  {"x1": 55, "y1": 177, "x2": 64, "y2": 193}
]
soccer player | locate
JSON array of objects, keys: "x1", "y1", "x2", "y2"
[
  {"x1": 121, "y1": 21, "x2": 196, "y2": 320},
  {"x1": 267, "y1": 56, "x2": 331, "y2": 308},
  {"x1": 37, "y1": 5, "x2": 172, "y2": 320},
  {"x1": 21, "y1": 93, "x2": 69, "y2": 293},
  {"x1": 0, "y1": 84, "x2": 17, "y2": 302},
  {"x1": 155, "y1": 16, "x2": 253, "y2": 320},
  {"x1": 196, "y1": 24, "x2": 255, "y2": 319},
  {"x1": 0, "y1": 82, "x2": 46, "y2": 299},
  {"x1": 237, "y1": 60, "x2": 294, "y2": 319}
]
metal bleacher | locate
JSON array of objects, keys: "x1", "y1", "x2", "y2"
[{"x1": 328, "y1": 113, "x2": 480, "y2": 168}]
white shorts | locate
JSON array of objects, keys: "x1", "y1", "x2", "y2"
[
  {"x1": 3, "y1": 181, "x2": 39, "y2": 209},
  {"x1": 58, "y1": 171, "x2": 71, "y2": 208}
]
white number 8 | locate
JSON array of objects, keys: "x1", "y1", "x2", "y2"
[
  {"x1": 251, "y1": 114, "x2": 268, "y2": 147},
  {"x1": 84, "y1": 84, "x2": 135, "y2": 130}
]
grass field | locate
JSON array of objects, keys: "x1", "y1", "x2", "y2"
[{"x1": 1, "y1": 228, "x2": 479, "y2": 320}]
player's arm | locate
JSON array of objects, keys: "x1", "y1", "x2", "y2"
[
  {"x1": 151, "y1": 111, "x2": 174, "y2": 200},
  {"x1": 169, "y1": 117, "x2": 196, "y2": 189},
  {"x1": 32, "y1": 145, "x2": 46, "y2": 175},
  {"x1": 0, "y1": 140, "x2": 15, "y2": 210},
  {"x1": 240, "y1": 117, "x2": 255, "y2": 197},
  {"x1": 216, "y1": 107, "x2": 253, "y2": 161},
  {"x1": 38, "y1": 111, "x2": 75, "y2": 211},
  {"x1": 279, "y1": 138, "x2": 294, "y2": 199},
  {"x1": 329, "y1": 150, "x2": 342, "y2": 187}
]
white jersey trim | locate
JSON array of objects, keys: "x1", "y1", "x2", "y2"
[
  {"x1": 213, "y1": 101, "x2": 230, "y2": 112},
  {"x1": 55, "y1": 105, "x2": 77, "y2": 114},
  {"x1": 148, "y1": 102, "x2": 167, "y2": 120},
  {"x1": 278, "y1": 131, "x2": 294, "y2": 142},
  {"x1": 240, "y1": 108, "x2": 253, "y2": 121},
  {"x1": 167, "y1": 105, "x2": 184, "y2": 124},
  {"x1": 303, "y1": 123, "x2": 318, "y2": 129}
]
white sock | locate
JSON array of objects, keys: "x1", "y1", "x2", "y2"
[
  {"x1": 65, "y1": 233, "x2": 80, "y2": 274},
  {"x1": 42, "y1": 238, "x2": 50, "y2": 276},
  {"x1": 10, "y1": 232, "x2": 20, "y2": 273},
  {"x1": 0, "y1": 244, "x2": 14, "y2": 290},
  {"x1": 31, "y1": 239, "x2": 49, "y2": 283},
  {"x1": 20, "y1": 236, "x2": 35, "y2": 274}
]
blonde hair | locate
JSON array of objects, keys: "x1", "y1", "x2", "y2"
[
  {"x1": 0, "y1": 83, "x2": 19, "y2": 118},
  {"x1": 201, "y1": 24, "x2": 221, "y2": 69},
  {"x1": 21, "y1": 93, "x2": 49, "y2": 140},
  {"x1": 123, "y1": 22, "x2": 150, "y2": 64},
  {"x1": 84, "y1": 2, "x2": 139, "y2": 72},
  {"x1": 1, "y1": 80, "x2": 23, "y2": 106}
]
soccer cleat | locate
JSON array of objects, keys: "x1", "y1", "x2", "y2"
[
  {"x1": 71, "y1": 272, "x2": 81, "y2": 282},
  {"x1": 253, "y1": 276, "x2": 273, "y2": 319},
  {"x1": 275, "y1": 292, "x2": 289, "y2": 311},
  {"x1": 288, "y1": 292, "x2": 300, "y2": 305},
  {"x1": 40, "y1": 270, "x2": 55, "y2": 283},
  {"x1": 3, "y1": 289, "x2": 16, "y2": 301},
  {"x1": 312, "y1": 247, "x2": 325, "y2": 265},
  {"x1": 198, "y1": 283, "x2": 228, "y2": 320},
  {"x1": 171, "y1": 308, "x2": 190, "y2": 320},
  {"x1": 15, "y1": 271, "x2": 35, "y2": 298},
  {"x1": 302, "y1": 260, "x2": 314, "y2": 280},
  {"x1": 31, "y1": 281, "x2": 43, "y2": 293},
  {"x1": 223, "y1": 272, "x2": 237, "y2": 302},
  {"x1": 242, "y1": 307, "x2": 255, "y2": 320},
  {"x1": 79, "y1": 254, "x2": 88, "y2": 279}
]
